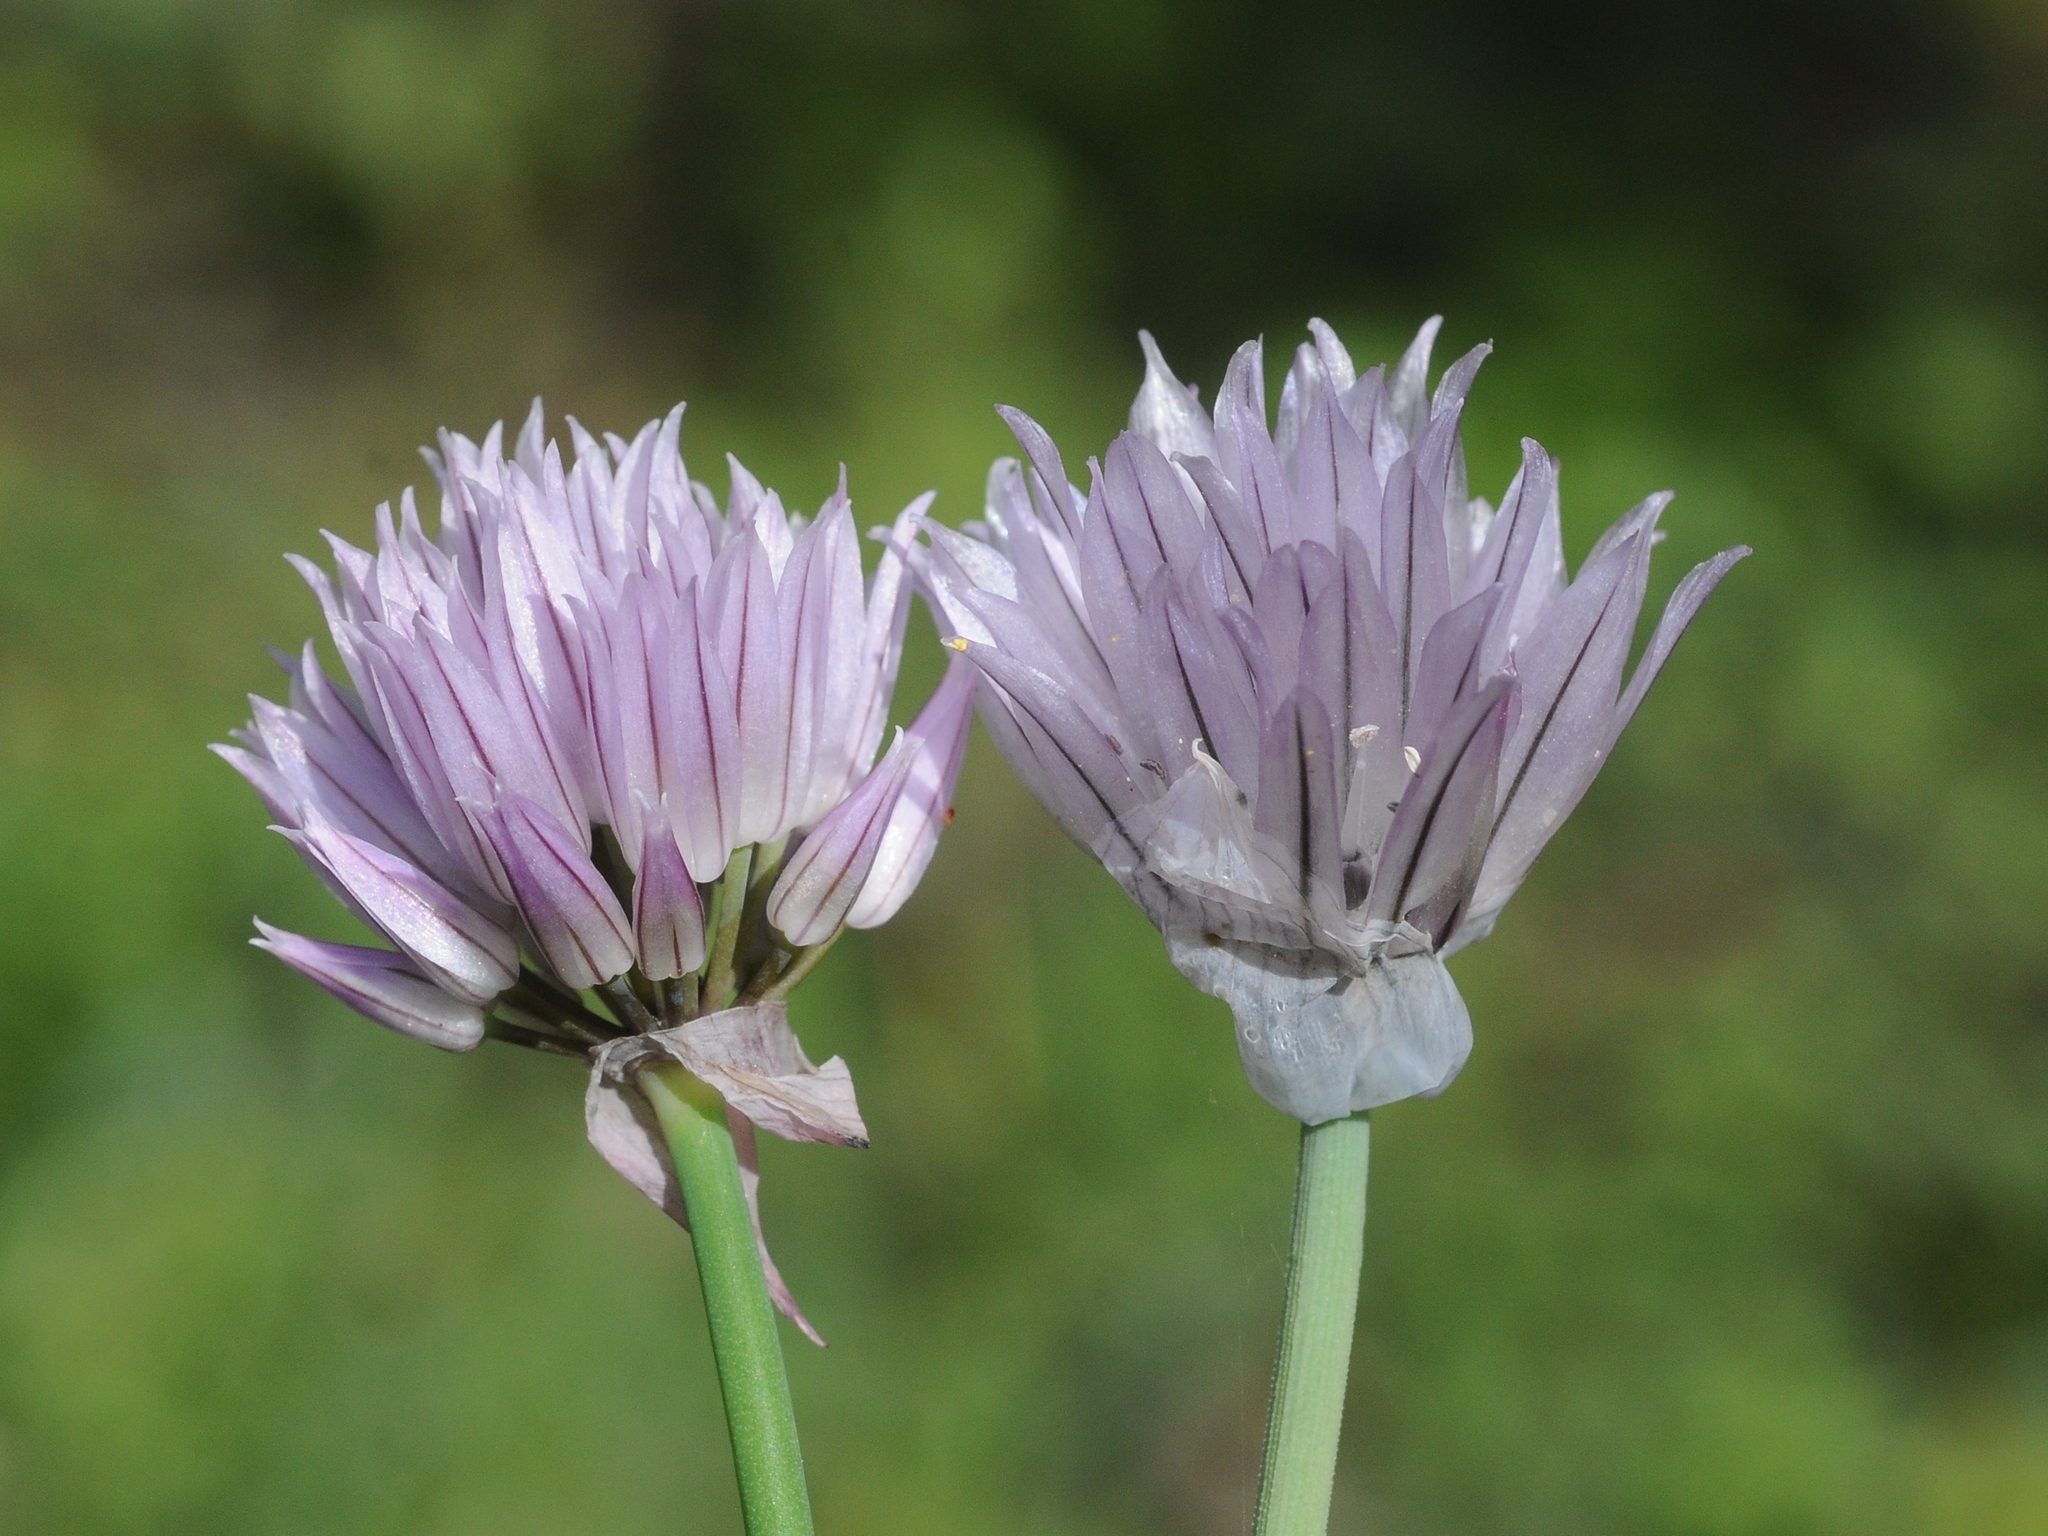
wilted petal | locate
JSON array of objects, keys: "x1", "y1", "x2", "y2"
[
  {"x1": 727, "y1": 1113, "x2": 830, "y2": 1346},
  {"x1": 252, "y1": 921, "x2": 486, "y2": 1052}
]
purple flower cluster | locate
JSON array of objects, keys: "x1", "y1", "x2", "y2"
[
  {"x1": 918, "y1": 321, "x2": 1748, "y2": 1123},
  {"x1": 219, "y1": 402, "x2": 973, "y2": 1332}
]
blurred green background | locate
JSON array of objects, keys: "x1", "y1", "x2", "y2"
[{"x1": 1, "y1": 1, "x2": 2046, "y2": 1531}]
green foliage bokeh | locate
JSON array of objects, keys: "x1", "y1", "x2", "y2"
[{"x1": 1, "y1": 2, "x2": 2047, "y2": 1531}]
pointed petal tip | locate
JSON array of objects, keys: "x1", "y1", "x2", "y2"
[{"x1": 251, "y1": 920, "x2": 487, "y2": 1052}]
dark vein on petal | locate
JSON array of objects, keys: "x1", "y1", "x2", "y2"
[{"x1": 1491, "y1": 558, "x2": 1632, "y2": 838}]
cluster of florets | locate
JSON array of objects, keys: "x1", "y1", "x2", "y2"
[
  {"x1": 918, "y1": 321, "x2": 1747, "y2": 1122},
  {"x1": 219, "y1": 403, "x2": 974, "y2": 1333}
]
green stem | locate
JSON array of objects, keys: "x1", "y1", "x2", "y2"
[
  {"x1": 643, "y1": 1062, "x2": 814, "y2": 1536},
  {"x1": 1253, "y1": 1111, "x2": 1371, "y2": 1536},
  {"x1": 704, "y1": 846, "x2": 755, "y2": 1012},
  {"x1": 741, "y1": 930, "x2": 841, "y2": 1006}
]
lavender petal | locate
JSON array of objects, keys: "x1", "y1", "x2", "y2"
[
  {"x1": 252, "y1": 922, "x2": 486, "y2": 1052},
  {"x1": 633, "y1": 807, "x2": 708, "y2": 981},
  {"x1": 288, "y1": 811, "x2": 518, "y2": 1005},
  {"x1": 846, "y1": 654, "x2": 977, "y2": 930},
  {"x1": 485, "y1": 792, "x2": 636, "y2": 990},
  {"x1": 766, "y1": 732, "x2": 920, "y2": 947}
]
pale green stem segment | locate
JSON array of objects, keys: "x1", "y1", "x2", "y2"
[
  {"x1": 703, "y1": 846, "x2": 755, "y2": 1012},
  {"x1": 1253, "y1": 1111, "x2": 1371, "y2": 1536},
  {"x1": 643, "y1": 1061, "x2": 815, "y2": 1536}
]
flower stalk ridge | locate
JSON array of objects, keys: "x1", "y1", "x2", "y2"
[
  {"x1": 219, "y1": 401, "x2": 975, "y2": 1336},
  {"x1": 921, "y1": 320, "x2": 1748, "y2": 1123}
]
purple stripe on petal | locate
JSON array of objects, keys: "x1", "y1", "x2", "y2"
[
  {"x1": 212, "y1": 742, "x2": 293, "y2": 827},
  {"x1": 959, "y1": 641, "x2": 1144, "y2": 832},
  {"x1": 1252, "y1": 691, "x2": 1344, "y2": 911},
  {"x1": 767, "y1": 732, "x2": 921, "y2": 947},
  {"x1": 633, "y1": 806, "x2": 708, "y2": 981},
  {"x1": 1378, "y1": 454, "x2": 1454, "y2": 721},
  {"x1": 488, "y1": 792, "x2": 636, "y2": 990},
  {"x1": 712, "y1": 524, "x2": 790, "y2": 847},
  {"x1": 1176, "y1": 451, "x2": 1265, "y2": 598},
  {"x1": 1293, "y1": 380, "x2": 1373, "y2": 553},
  {"x1": 666, "y1": 578, "x2": 741, "y2": 881},
  {"x1": 1406, "y1": 584, "x2": 1504, "y2": 752},
  {"x1": 252, "y1": 921, "x2": 486, "y2": 1052},
  {"x1": 1228, "y1": 397, "x2": 1295, "y2": 552},
  {"x1": 846, "y1": 493, "x2": 931, "y2": 784},
  {"x1": 1366, "y1": 676, "x2": 1515, "y2": 931},
  {"x1": 1462, "y1": 540, "x2": 1751, "y2": 941},
  {"x1": 998, "y1": 405, "x2": 1084, "y2": 547},
  {"x1": 846, "y1": 653, "x2": 977, "y2": 929},
  {"x1": 1102, "y1": 431, "x2": 1208, "y2": 586},
  {"x1": 1611, "y1": 544, "x2": 1752, "y2": 740},
  {"x1": 290, "y1": 811, "x2": 519, "y2": 1006}
]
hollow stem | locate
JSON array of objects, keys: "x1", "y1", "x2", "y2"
[
  {"x1": 643, "y1": 1062, "x2": 814, "y2": 1536},
  {"x1": 1253, "y1": 1111, "x2": 1371, "y2": 1536}
]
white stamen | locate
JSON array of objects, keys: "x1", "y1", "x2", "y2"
[
  {"x1": 1403, "y1": 745, "x2": 1421, "y2": 774},
  {"x1": 1349, "y1": 725, "x2": 1379, "y2": 747}
]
